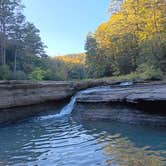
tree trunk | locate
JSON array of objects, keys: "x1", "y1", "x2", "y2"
[
  {"x1": 14, "y1": 48, "x2": 17, "y2": 75},
  {"x1": 3, "y1": 46, "x2": 6, "y2": 65},
  {"x1": 0, "y1": 45, "x2": 3, "y2": 65}
]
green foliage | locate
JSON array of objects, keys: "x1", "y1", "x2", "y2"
[
  {"x1": 136, "y1": 63, "x2": 163, "y2": 81},
  {"x1": 53, "y1": 53, "x2": 87, "y2": 80},
  {"x1": 0, "y1": 65, "x2": 12, "y2": 80},
  {"x1": 13, "y1": 71, "x2": 27, "y2": 80},
  {"x1": 28, "y1": 68, "x2": 46, "y2": 81},
  {"x1": 0, "y1": 0, "x2": 47, "y2": 80},
  {"x1": 85, "y1": 0, "x2": 166, "y2": 79},
  {"x1": 0, "y1": 0, "x2": 165, "y2": 81}
]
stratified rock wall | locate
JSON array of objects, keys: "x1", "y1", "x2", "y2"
[
  {"x1": 73, "y1": 82, "x2": 166, "y2": 125},
  {"x1": 0, "y1": 80, "x2": 120, "y2": 109},
  {"x1": 76, "y1": 83, "x2": 166, "y2": 103},
  {"x1": 73, "y1": 103, "x2": 166, "y2": 126},
  {"x1": 0, "y1": 81, "x2": 74, "y2": 109}
]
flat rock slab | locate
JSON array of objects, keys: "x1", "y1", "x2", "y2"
[{"x1": 76, "y1": 82, "x2": 166, "y2": 103}]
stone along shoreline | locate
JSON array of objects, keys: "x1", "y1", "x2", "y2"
[
  {"x1": 0, "y1": 80, "x2": 166, "y2": 125},
  {"x1": 73, "y1": 81, "x2": 166, "y2": 126}
]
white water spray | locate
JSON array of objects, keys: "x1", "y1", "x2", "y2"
[{"x1": 120, "y1": 81, "x2": 133, "y2": 86}]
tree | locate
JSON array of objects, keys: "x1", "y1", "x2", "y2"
[
  {"x1": 22, "y1": 22, "x2": 46, "y2": 57},
  {"x1": 28, "y1": 68, "x2": 45, "y2": 81},
  {"x1": 85, "y1": 33, "x2": 100, "y2": 78},
  {"x1": 85, "y1": 0, "x2": 166, "y2": 78},
  {"x1": 0, "y1": 0, "x2": 48, "y2": 80},
  {"x1": 0, "y1": 0, "x2": 23, "y2": 65}
]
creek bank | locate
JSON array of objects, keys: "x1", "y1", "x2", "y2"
[
  {"x1": 0, "y1": 80, "x2": 121, "y2": 110},
  {"x1": 73, "y1": 81, "x2": 166, "y2": 126},
  {"x1": 0, "y1": 101, "x2": 68, "y2": 125},
  {"x1": 0, "y1": 80, "x2": 166, "y2": 125},
  {"x1": 0, "y1": 80, "x2": 121, "y2": 124}
]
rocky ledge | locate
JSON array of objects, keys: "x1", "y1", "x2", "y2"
[
  {"x1": 76, "y1": 82, "x2": 166, "y2": 103},
  {"x1": 0, "y1": 80, "x2": 121, "y2": 109},
  {"x1": 0, "y1": 79, "x2": 121, "y2": 124},
  {"x1": 0, "y1": 81, "x2": 73, "y2": 109},
  {"x1": 73, "y1": 81, "x2": 166, "y2": 126},
  {"x1": 0, "y1": 80, "x2": 166, "y2": 125}
]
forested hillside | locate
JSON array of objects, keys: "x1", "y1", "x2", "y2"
[
  {"x1": 51, "y1": 53, "x2": 86, "y2": 80},
  {"x1": 54, "y1": 53, "x2": 86, "y2": 80},
  {"x1": 0, "y1": 0, "x2": 165, "y2": 81},
  {"x1": 0, "y1": 0, "x2": 86, "y2": 81},
  {"x1": 0, "y1": 0, "x2": 47, "y2": 80},
  {"x1": 85, "y1": 0, "x2": 166, "y2": 79}
]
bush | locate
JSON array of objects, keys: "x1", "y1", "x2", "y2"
[
  {"x1": 0, "y1": 65, "x2": 12, "y2": 80},
  {"x1": 136, "y1": 63, "x2": 163, "y2": 80},
  {"x1": 12, "y1": 71, "x2": 27, "y2": 80},
  {"x1": 28, "y1": 68, "x2": 46, "y2": 81}
]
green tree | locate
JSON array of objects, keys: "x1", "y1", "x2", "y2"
[
  {"x1": 0, "y1": 0, "x2": 23, "y2": 65},
  {"x1": 28, "y1": 68, "x2": 45, "y2": 81},
  {"x1": 85, "y1": 0, "x2": 166, "y2": 79}
]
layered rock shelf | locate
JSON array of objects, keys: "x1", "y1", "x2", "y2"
[
  {"x1": 0, "y1": 81, "x2": 73, "y2": 109},
  {"x1": 0, "y1": 80, "x2": 166, "y2": 125},
  {"x1": 0, "y1": 80, "x2": 120, "y2": 109},
  {"x1": 76, "y1": 82, "x2": 166, "y2": 104},
  {"x1": 73, "y1": 81, "x2": 166, "y2": 126}
]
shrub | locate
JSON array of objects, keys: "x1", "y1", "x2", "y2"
[
  {"x1": 12, "y1": 71, "x2": 27, "y2": 80},
  {"x1": 0, "y1": 65, "x2": 12, "y2": 80},
  {"x1": 136, "y1": 63, "x2": 163, "y2": 80},
  {"x1": 28, "y1": 68, "x2": 46, "y2": 81}
]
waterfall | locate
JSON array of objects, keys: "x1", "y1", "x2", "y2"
[
  {"x1": 40, "y1": 86, "x2": 111, "y2": 120},
  {"x1": 120, "y1": 81, "x2": 133, "y2": 86},
  {"x1": 40, "y1": 82, "x2": 133, "y2": 120}
]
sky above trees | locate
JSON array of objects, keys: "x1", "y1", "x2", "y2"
[{"x1": 23, "y1": 0, "x2": 110, "y2": 56}]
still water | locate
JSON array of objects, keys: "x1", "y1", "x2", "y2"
[{"x1": 0, "y1": 109, "x2": 166, "y2": 166}]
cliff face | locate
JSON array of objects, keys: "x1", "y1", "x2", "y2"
[{"x1": 73, "y1": 103, "x2": 166, "y2": 126}]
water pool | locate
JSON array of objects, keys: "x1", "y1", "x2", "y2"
[{"x1": 0, "y1": 109, "x2": 166, "y2": 166}]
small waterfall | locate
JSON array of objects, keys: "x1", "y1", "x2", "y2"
[
  {"x1": 40, "y1": 82, "x2": 133, "y2": 120},
  {"x1": 40, "y1": 86, "x2": 111, "y2": 120},
  {"x1": 120, "y1": 81, "x2": 133, "y2": 86},
  {"x1": 60, "y1": 86, "x2": 113, "y2": 115}
]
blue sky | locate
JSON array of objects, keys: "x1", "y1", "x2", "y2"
[{"x1": 23, "y1": 0, "x2": 111, "y2": 56}]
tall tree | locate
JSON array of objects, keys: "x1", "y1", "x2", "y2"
[
  {"x1": 22, "y1": 22, "x2": 47, "y2": 57},
  {"x1": 0, "y1": 0, "x2": 23, "y2": 65},
  {"x1": 85, "y1": 0, "x2": 166, "y2": 78}
]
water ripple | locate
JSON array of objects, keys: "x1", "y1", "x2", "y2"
[{"x1": 0, "y1": 113, "x2": 166, "y2": 166}]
